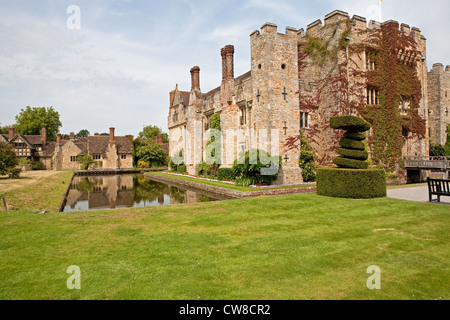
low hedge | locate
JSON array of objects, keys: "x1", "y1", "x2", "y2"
[
  {"x1": 317, "y1": 168, "x2": 386, "y2": 199},
  {"x1": 218, "y1": 168, "x2": 235, "y2": 181},
  {"x1": 333, "y1": 157, "x2": 369, "y2": 169},
  {"x1": 330, "y1": 116, "x2": 371, "y2": 132},
  {"x1": 177, "y1": 165, "x2": 187, "y2": 173},
  {"x1": 336, "y1": 148, "x2": 369, "y2": 160},
  {"x1": 339, "y1": 138, "x2": 366, "y2": 151}
]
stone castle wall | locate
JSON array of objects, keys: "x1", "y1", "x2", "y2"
[{"x1": 428, "y1": 63, "x2": 450, "y2": 145}]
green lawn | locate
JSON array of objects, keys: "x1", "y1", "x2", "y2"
[{"x1": 0, "y1": 193, "x2": 448, "y2": 300}]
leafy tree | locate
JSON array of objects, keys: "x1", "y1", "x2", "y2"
[
  {"x1": 77, "y1": 155, "x2": 95, "y2": 170},
  {"x1": 138, "y1": 125, "x2": 169, "y2": 143},
  {"x1": 77, "y1": 129, "x2": 90, "y2": 137},
  {"x1": 0, "y1": 125, "x2": 12, "y2": 134},
  {"x1": 135, "y1": 140, "x2": 168, "y2": 168},
  {"x1": 0, "y1": 143, "x2": 19, "y2": 177},
  {"x1": 14, "y1": 106, "x2": 62, "y2": 141}
]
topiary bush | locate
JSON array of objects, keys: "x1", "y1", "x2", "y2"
[
  {"x1": 217, "y1": 168, "x2": 235, "y2": 181},
  {"x1": 331, "y1": 115, "x2": 370, "y2": 169},
  {"x1": 317, "y1": 115, "x2": 386, "y2": 199},
  {"x1": 317, "y1": 168, "x2": 386, "y2": 199}
]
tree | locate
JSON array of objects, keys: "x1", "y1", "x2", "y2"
[
  {"x1": 0, "y1": 143, "x2": 19, "y2": 177},
  {"x1": 445, "y1": 124, "x2": 450, "y2": 156},
  {"x1": 77, "y1": 129, "x2": 90, "y2": 137},
  {"x1": 15, "y1": 106, "x2": 62, "y2": 141},
  {"x1": 134, "y1": 140, "x2": 168, "y2": 168},
  {"x1": 138, "y1": 125, "x2": 169, "y2": 143}
]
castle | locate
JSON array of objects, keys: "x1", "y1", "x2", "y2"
[{"x1": 168, "y1": 10, "x2": 448, "y2": 184}]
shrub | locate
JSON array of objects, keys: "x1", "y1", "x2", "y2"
[
  {"x1": 336, "y1": 148, "x2": 368, "y2": 160},
  {"x1": 217, "y1": 168, "x2": 235, "y2": 181},
  {"x1": 8, "y1": 167, "x2": 21, "y2": 178},
  {"x1": 330, "y1": 115, "x2": 371, "y2": 132},
  {"x1": 333, "y1": 157, "x2": 369, "y2": 169},
  {"x1": 343, "y1": 132, "x2": 366, "y2": 141},
  {"x1": 31, "y1": 161, "x2": 44, "y2": 170},
  {"x1": 339, "y1": 138, "x2": 365, "y2": 151},
  {"x1": 317, "y1": 168, "x2": 386, "y2": 199},
  {"x1": 430, "y1": 143, "x2": 447, "y2": 157},
  {"x1": 177, "y1": 165, "x2": 187, "y2": 173},
  {"x1": 298, "y1": 132, "x2": 316, "y2": 182},
  {"x1": 77, "y1": 155, "x2": 95, "y2": 170},
  {"x1": 197, "y1": 161, "x2": 219, "y2": 177},
  {"x1": 232, "y1": 149, "x2": 281, "y2": 187}
]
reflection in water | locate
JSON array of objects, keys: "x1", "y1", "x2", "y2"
[{"x1": 63, "y1": 174, "x2": 218, "y2": 212}]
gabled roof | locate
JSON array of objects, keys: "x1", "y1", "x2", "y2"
[{"x1": 61, "y1": 136, "x2": 133, "y2": 156}]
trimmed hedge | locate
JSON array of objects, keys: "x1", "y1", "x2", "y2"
[
  {"x1": 330, "y1": 115, "x2": 371, "y2": 132},
  {"x1": 336, "y1": 148, "x2": 369, "y2": 160},
  {"x1": 343, "y1": 132, "x2": 366, "y2": 141},
  {"x1": 333, "y1": 157, "x2": 369, "y2": 169},
  {"x1": 317, "y1": 168, "x2": 386, "y2": 199},
  {"x1": 339, "y1": 138, "x2": 366, "y2": 151},
  {"x1": 218, "y1": 168, "x2": 235, "y2": 181}
]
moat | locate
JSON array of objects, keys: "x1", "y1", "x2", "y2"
[{"x1": 62, "y1": 174, "x2": 219, "y2": 212}]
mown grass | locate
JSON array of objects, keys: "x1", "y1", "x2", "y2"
[
  {"x1": 0, "y1": 171, "x2": 73, "y2": 212},
  {"x1": 0, "y1": 192, "x2": 448, "y2": 300}
]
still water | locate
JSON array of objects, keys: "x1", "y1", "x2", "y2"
[{"x1": 63, "y1": 174, "x2": 219, "y2": 212}]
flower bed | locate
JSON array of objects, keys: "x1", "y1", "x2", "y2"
[{"x1": 162, "y1": 171, "x2": 315, "y2": 189}]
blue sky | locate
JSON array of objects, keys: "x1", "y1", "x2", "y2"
[{"x1": 0, "y1": 0, "x2": 449, "y2": 137}]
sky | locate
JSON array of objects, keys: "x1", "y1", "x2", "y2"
[{"x1": 0, "y1": 0, "x2": 449, "y2": 137}]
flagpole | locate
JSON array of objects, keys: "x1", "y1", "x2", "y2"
[{"x1": 379, "y1": 0, "x2": 382, "y2": 22}]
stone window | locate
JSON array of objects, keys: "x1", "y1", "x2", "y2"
[
  {"x1": 205, "y1": 115, "x2": 212, "y2": 130},
  {"x1": 239, "y1": 105, "x2": 247, "y2": 126},
  {"x1": 367, "y1": 88, "x2": 379, "y2": 105},
  {"x1": 121, "y1": 154, "x2": 127, "y2": 160},
  {"x1": 300, "y1": 112, "x2": 309, "y2": 129},
  {"x1": 172, "y1": 106, "x2": 179, "y2": 122},
  {"x1": 93, "y1": 155, "x2": 101, "y2": 160},
  {"x1": 70, "y1": 156, "x2": 78, "y2": 162},
  {"x1": 366, "y1": 50, "x2": 378, "y2": 71}
]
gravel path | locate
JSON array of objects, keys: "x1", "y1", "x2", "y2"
[{"x1": 387, "y1": 185, "x2": 450, "y2": 205}]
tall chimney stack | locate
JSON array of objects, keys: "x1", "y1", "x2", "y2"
[
  {"x1": 56, "y1": 133, "x2": 61, "y2": 144},
  {"x1": 221, "y1": 45, "x2": 235, "y2": 80},
  {"x1": 8, "y1": 127, "x2": 15, "y2": 141},
  {"x1": 109, "y1": 127, "x2": 115, "y2": 143},
  {"x1": 41, "y1": 128, "x2": 47, "y2": 146},
  {"x1": 70, "y1": 132, "x2": 75, "y2": 140},
  {"x1": 190, "y1": 66, "x2": 200, "y2": 91}
]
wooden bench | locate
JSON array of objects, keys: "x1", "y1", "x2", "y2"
[{"x1": 427, "y1": 178, "x2": 450, "y2": 203}]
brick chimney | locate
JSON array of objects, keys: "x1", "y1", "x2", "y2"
[
  {"x1": 221, "y1": 45, "x2": 235, "y2": 106},
  {"x1": 109, "y1": 127, "x2": 115, "y2": 143},
  {"x1": 190, "y1": 66, "x2": 200, "y2": 91},
  {"x1": 221, "y1": 45, "x2": 235, "y2": 80},
  {"x1": 94, "y1": 132, "x2": 99, "y2": 136},
  {"x1": 70, "y1": 132, "x2": 75, "y2": 140},
  {"x1": 155, "y1": 133, "x2": 164, "y2": 145},
  {"x1": 8, "y1": 127, "x2": 15, "y2": 140},
  {"x1": 41, "y1": 128, "x2": 47, "y2": 146},
  {"x1": 56, "y1": 133, "x2": 61, "y2": 144}
]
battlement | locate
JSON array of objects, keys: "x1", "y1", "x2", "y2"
[
  {"x1": 250, "y1": 23, "x2": 298, "y2": 39},
  {"x1": 300, "y1": 9, "x2": 424, "y2": 40},
  {"x1": 430, "y1": 63, "x2": 450, "y2": 74}
]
